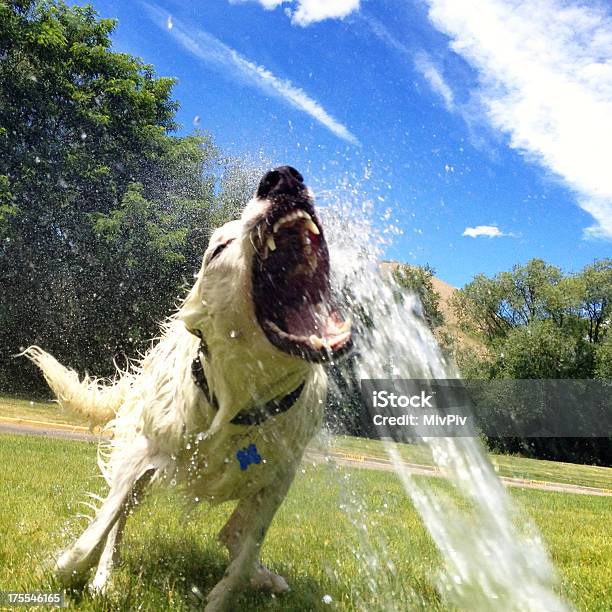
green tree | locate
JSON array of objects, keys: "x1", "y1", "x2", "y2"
[
  {"x1": 452, "y1": 258, "x2": 610, "y2": 464},
  {"x1": 595, "y1": 332, "x2": 612, "y2": 379},
  {"x1": 574, "y1": 259, "x2": 611, "y2": 344},
  {"x1": 0, "y1": 1, "x2": 244, "y2": 392},
  {"x1": 390, "y1": 263, "x2": 444, "y2": 330},
  {"x1": 497, "y1": 320, "x2": 590, "y2": 379}
]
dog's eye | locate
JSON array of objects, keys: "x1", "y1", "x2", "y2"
[{"x1": 207, "y1": 239, "x2": 234, "y2": 264}]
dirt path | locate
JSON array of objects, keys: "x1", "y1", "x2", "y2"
[{"x1": 1, "y1": 417, "x2": 610, "y2": 497}]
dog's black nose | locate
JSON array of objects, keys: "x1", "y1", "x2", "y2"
[{"x1": 257, "y1": 166, "x2": 305, "y2": 199}]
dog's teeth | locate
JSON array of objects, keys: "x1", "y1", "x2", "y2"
[
  {"x1": 338, "y1": 319, "x2": 352, "y2": 333},
  {"x1": 267, "y1": 235, "x2": 276, "y2": 251},
  {"x1": 305, "y1": 220, "x2": 320, "y2": 235},
  {"x1": 309, "y1": 335, "x2": 325, "y2": 349},
  {"x1": 304, "y1": 245, "x2": 312, "y2": 255},
  {"x1": 329, "y1": 330, "x2": 351, "y2": 348}
]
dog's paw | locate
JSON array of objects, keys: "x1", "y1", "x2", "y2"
[
  {"x1": 54, "y1": 557, "x2": 89, "y2": 589},
  {"x1": 204, "y1": 577, "x2": 239, "y2": 612},
  {"x1": 88, "y1": 571, "x2": 112, "y2": 597},
  {"x1": 250, "y1": 563, "x2": 290, "y2": 594}
]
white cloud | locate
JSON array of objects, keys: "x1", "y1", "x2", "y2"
[
  {"x1": 425, "y1": 0, "x2": 612, "y2": 239},
  {"x1": 232, "y1": 0, "x2": 360, "y2": 26},
  {"x1": 462, "y1": 225, "x2": 505, "y2": 238},
  {"x1": 364, "y1": 16, "x2": 411, "y2": 57},
  {"x1": 291, "y1": 0, "x2": 360, "y2": 26},
  {"x1": 364, "y1": 18, "x2": 457, "y2": 112},
  {"x1": 142, "y1": 3, "x2": 359, "y2": 145},
  {"x1": 414, "y1": 52, "x2": 455, "y2": 110}
]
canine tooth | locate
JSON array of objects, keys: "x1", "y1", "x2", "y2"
[
  {"x1": 267, "y1": 235, "x2": 276, "y2": 251},
  {"x1": 309, "y1": 335, "x2": 325, "y2": 349},
  {"x1": 266, "y1": 320, "x2": 287, "y2": 336},
  {"x1": 305, "y1": 220, "x2": 320, "y2": 235},
  {"x1": 329, "y1": 330, "x2": 351, "y2": 348},
  {"x1": 339, "y1": 319, "x2": 352, "y2": 333}
]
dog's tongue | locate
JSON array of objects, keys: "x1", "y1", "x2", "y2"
[{"x1": 283, "y1": 306, "x2": 351, "y2": 350}]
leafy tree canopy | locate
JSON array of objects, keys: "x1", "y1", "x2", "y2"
[
  {"x1": 0, "y1": 1, "x2": 252, "y2": 392},
  {"x1": 452, "y1": 258, "x2": 611, "y2": 379}
]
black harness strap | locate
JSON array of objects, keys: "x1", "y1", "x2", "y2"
[
  {"x1": 191, "y1": 347, "x2": 218, "y2": 411},
  {"x1": 230, "y1": 381, "x2": 305, "y2": 426},
  {"x1": 191, "y1": 345, "x2": 305, "y2": 426}
]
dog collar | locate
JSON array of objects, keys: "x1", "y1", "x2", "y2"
[{"x1": 191, "y1": 343, "x2": 305, "y2": 426}]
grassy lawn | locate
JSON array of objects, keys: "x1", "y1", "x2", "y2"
[
  {"x1": 0, "y1": 396, "x2": 89, "y2": 427},
  {"x1": 331, "y1": 435, "x2": 612, "y2": 490},
  {"x1": 2, "y1": 395, "x2": 611, "y2": 490},
  {"x1": 0, "y1": 434, "x2": 610, "y2": 611}
]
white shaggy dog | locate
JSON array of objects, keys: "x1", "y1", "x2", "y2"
[{"x1": 25, "y1": 166, "x2": 352, "y2": 611}]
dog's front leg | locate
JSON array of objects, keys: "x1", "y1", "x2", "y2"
[
  {"x1": 89, "y1": 467, "x2": 155, "y2": 595},
  {"x1": 206, "y1": 469, "x2": 296, "y2": 612},
  {"x1": 55, "y1": 438, "x2": 155, "y2": 588}
]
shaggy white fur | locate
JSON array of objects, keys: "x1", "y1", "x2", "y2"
[{"x1": 24, "y1": 169, "x2": 339, "y2": 611}]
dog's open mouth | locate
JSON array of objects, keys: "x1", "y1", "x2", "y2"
[{"x1": 251, "y1": 199, "x2": 352, "y2": 361}]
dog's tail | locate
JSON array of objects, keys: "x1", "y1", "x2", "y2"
[{"x1": 22, "y1": 346, "x2": 129, "y2": 426}]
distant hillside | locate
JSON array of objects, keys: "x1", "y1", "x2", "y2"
[{"x1": 430, "y1": 276, "x2": 458, "y2": 325}]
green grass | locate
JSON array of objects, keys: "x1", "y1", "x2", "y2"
[
  {"x1": 0, "y1": 434, "x2": 610, "y2": 610},
  {"x1": 3, "y1": 395, "x2": 611, "y2": 490},
  {"x1": 0, "y1": 396, "x2": 89, "y2": 427},
  {"x1": 327, "y1": 435, "x2": 612, "y2": 490}
]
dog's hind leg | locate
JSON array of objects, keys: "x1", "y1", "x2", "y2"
[
  {"x1": 88, "y1": 467, "x2": 155, "y2": 594},
  {"x1": 55, "y1": 438, "x2": 156, "y2": 588},
  {"x1": 207, "y1": 469, "x2": 296, "y2": 612}
]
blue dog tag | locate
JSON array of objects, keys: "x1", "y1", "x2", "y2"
[{"x1": 236, "y1": 443, "x2": 262, "y2": 471}]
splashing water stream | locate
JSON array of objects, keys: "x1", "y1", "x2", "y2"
[{"x1": 320, "y1": 194, "x2": 569, "y2": 611}]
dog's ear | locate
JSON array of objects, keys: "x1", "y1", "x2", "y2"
[{"x1": 178, "y1": 268, "x2": 208, "y2": 338}]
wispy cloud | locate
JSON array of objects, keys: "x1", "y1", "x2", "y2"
[
  {"x1": 414, "y1": 52, "x2": 455, "y2": 110},
  {"x1": 231, "y1": 0, "x2": 360, "y2": 26},
  {"x1": 462, "y1": 225, "x2": 507, "y2": 238},
  {"x1": 425, "y1": 0, "x2": 612, "y2": 239},
  {"x1": 364, "y1": 16, "x2": 411, "y2": 58},
  {"x1": 364, "y1": 18, "x2": 456, "y2": 111},
  {"x1": 143, "y1": 2, "x2": 359, "y2": 145}
]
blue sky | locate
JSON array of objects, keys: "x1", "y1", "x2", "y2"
[{"x1": 75, "y1": 0, "x2": 611, "y2": 287}]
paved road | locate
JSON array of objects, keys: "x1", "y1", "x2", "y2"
[{"x1": 1, "y1": 421, "x2": 610, "y2": 497}]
